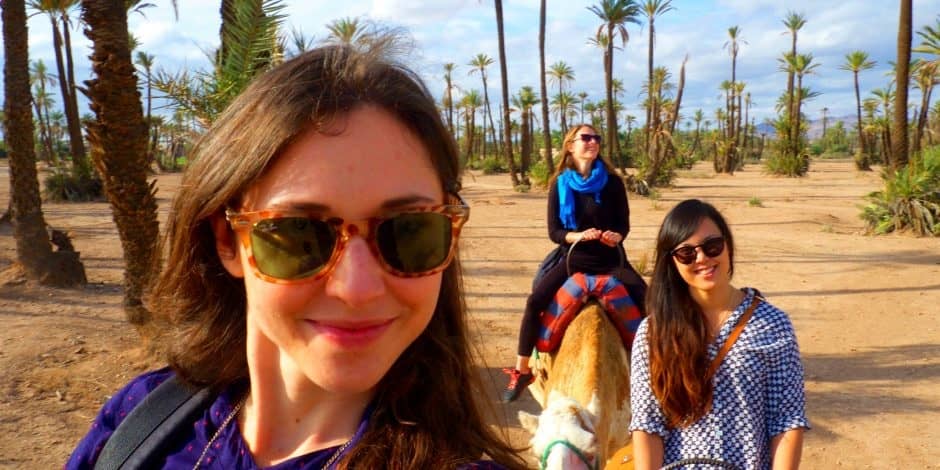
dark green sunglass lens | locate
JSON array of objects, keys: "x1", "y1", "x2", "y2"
[
  {"x1": 376, "y1": 213, "x2": 452, "y2": 273},
  {"x1": 250, "y1": 217, "x2": 336, "y2": 279},
  {"x1": 702, "y1": 237, "x2": 725, "y2": 257}
]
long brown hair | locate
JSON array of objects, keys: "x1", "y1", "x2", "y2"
[
  {"x1": 147, "y1": 44, "x2": 526, "y2": 469},
  {"x1": 645, "y1": 199, "x2": 735, "y2": 428},
  {"x1": 550, "y1": 124, "x2": 617, "y2": 184}
]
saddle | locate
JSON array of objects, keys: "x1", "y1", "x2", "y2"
[{"x1": 536, "y1": 272, "x2": 643, "y2": 353}]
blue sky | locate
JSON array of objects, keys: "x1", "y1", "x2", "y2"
[{"x1": 8, "y1": 0, "x2": 940, "y2": 130}]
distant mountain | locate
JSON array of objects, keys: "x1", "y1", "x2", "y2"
[{"x1": 752, "y1": 114, "x2": 855, "y2": 139}]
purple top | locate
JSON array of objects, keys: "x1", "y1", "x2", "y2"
[{"x1": 65, "y1": 368, "x2": 506, "y2": 469}]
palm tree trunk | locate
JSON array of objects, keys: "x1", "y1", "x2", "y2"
[
  {"x1": 3, "y1": 0, "x2": 85, "y2": 287},
  {"x1": 481, "y1": 75, "x2": 499, "y2": 159},
  {"x1": 645, "y1": 19, "x2": 654, "y2": 152},
  {"x1": 795, "y1": 77, "x2": 804, "y2": 153},
  {"x1": 49, "y1": 16, "x2": 86, "y2": 170},
  {"x1": 891, "y1": 0, "x2": 912, "y2": 170},
  {"x1": 913, "y1": 82, "x2": 932, "y2": 154},
  {"x1": 538, "y1": 0, "x2": 553, "y2": 169},
  {"x1": 605, "y1": 24, "x2": 616, "y2": 164},
  {"x1": 32, "y1": 95, "x2": 55, "y2": 164},
  {"x1": 82, "y1": 0, "x2": 160, "y2": 325},
  {"x1": 494, "y1": 0, "x2": 521, "y2": 186},
  {"x1": 60, "y1": 15, "x2": 86, "y2": 170},
  {"x1": 853, "y1": 72, "x2": 869, "y2": 162}
]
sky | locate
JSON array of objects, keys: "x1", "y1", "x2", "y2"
[{"x1": 6, "y1": 0, "x2": 940, "y2": 131}]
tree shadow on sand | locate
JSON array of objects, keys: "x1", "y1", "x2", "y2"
[{"x1": 802, "y1": 342, "x2": 940, "y2": 441}]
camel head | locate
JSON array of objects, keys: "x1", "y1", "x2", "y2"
[{"x1": 519, "y1": 393, "x2": 598, "y2": 470}]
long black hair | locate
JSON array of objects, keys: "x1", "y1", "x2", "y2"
[{"x1": 644, "y1": 199, "x2": 735, "y2": 428}]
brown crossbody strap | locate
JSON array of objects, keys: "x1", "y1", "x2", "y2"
[{"x1": 705, "y1": 294, "x2": 762, "y2": 380}]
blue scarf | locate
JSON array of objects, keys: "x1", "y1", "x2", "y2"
[{"x1": 556, "y1": 159, "x2": 608, "y2": 230}]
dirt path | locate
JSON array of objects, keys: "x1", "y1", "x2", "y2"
[{"x1": 0, "y1": 159, "x2": 937, "y2": 468}]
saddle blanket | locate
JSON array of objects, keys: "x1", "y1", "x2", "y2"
[{"x1": 536, "y1": 273, "x2": 643, "y2": 353}]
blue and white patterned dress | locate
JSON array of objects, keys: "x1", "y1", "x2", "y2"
[{"x1": 629, "y1": 288, "x2": 810, "y2": 470}]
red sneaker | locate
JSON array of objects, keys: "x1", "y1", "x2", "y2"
[{"x1": 501, "y1": 368, "x2": 535, "y2": 403}]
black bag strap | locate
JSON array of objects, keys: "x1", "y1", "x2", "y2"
[{"x1": 94, "y1": 374, "x2": 214, "y2": 470}]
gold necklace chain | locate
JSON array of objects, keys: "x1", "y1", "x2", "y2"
[
  {"x1": 191, "y1": 396, "x2": 353, "y2": 470},
  {"x1": 192, "y1": 396, "x2": 246, "y2": 469}
]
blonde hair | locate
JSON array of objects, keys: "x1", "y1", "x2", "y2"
[{"x1": 550, "y1": 124, "x2": 618, "y2": 183}]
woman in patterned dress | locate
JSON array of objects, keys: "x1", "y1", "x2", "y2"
[{"x1": 629, "y1": 199, "x2": 809, "y2": 469}]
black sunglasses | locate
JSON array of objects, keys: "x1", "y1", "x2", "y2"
[
  {"x1": 671, "y1": 236, "x2": 725, "y2": 265},
  {"x1": 577, "y1": 133, "x2": 602, "y2": 144},
  {"x1": 227, "y1": 204, "x2": 469, "y2": 283}
]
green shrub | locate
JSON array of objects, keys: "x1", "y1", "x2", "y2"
[
  {"x1": 764, "y1": 152, "x2": 809, "y2": 177},
  {"x1": 861, "y1": 146, "x2": 940, "y2": 236},
  {"x1": 829, "y1": 143, "x2": 849, "y2": 154},
  {"x1": 748, "y1": 197, "x2": 763, "y2": 207},
  {"x1": 528, "y1": 159, "x2": 551, "y2": 188},
  {"x1": 43, "y1": 165, "x2": 104, "y2": 202},
  {"x1": 480, "y1": 156, "x2": 506, "y2": 175},
  {"x1": 809, "y1": 143, "x2": 824, "y2": 156}
]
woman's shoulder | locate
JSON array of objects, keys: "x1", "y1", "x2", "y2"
[
  {"x1": 98, "y1": 367, "x2": 178, "y2": 427},
  {"x1": 65, "y1": 368, "x2": 178, "y2": 469},
  {"x1": 743, "y1": 289, "x2": 798, "y2": 342}
]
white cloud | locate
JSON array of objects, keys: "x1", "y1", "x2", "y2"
[{"x1": 4, "y1": 0, "x2": 939, "y2": 126}]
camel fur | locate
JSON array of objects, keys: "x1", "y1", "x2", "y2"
[{"x1": 519, "y1": 301, "x2": 631, "y2": 469}]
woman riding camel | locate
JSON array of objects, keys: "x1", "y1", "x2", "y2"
[{"x1": 502, "y1": 124, "x2": 646, "y2": 403}]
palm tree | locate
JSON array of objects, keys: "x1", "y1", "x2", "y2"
[
  {"x1": 691, "y1": 108, "x2": 704, "y2": 154},
  {"x1": 577, "y1": 91, "x2": 589, "y2": 123},
  {"x1": 460, "y1": 90, "x2": 482, "y2": 163},
  {"x1": 27, "y1": 0, "x2": 86, "y2": 170},
  {"x1": 913, "y1": 17, "x2": 939, "y2": 153},
  {"x1": 551, "y1": 91, "x2": 578, "y2": 135},
  {"x1": 156, "y1": 0, "x2": 285, "y2": 126},
  {"x1": 494, "y1": 0, "x2": 523, "y2": 185},
  {"x1": 538, "y1": 0, "x2": 554, "y2": 169},
  {"x1": 29, "y1": 59, "x2": 57, "y2": 163},
  {"x1": 3, "y1": 0, "x2": 85, "y2": 286},
  {"x1": 840, "y1": 50, "x2": 877, "y2": 168},
  {"x1": 134, "y1": 51, "x2": 157, "y2": 166},
  {"x1": 786, "y1": 53, "x2": 819, "y2": 153},
  {"x1": 82, "y1": 0, "x2": 159, "y2": 324},
  {"x1": 589, "y1": 0, "x2": 641, "y2": 163},
  {"x1": 782, "y1": 11, "x2": 807, "y2": 133},
  {"x1": 284, "y1": 26, "x2": 315, "y2": 57},
  {"x1": 469, "y1": 53, "x2": 499, "y2": 159},
  {"x1": 443, "y1": 63, "x2": 456, "y2": 135},
  {"x1": 513, "y1": 86, "x2": 539, "y2": 175},
  {"x1": 724, "y1": 25, "x2": 747, "y2": 154},
  {"x1": 911, "y1": 60, "x2": 938, "y2": 153},
  {"x1": 641, "y1": 0, "x2": 675, "y2": 149},
  {"x1": 325, "y1": 16, "x2": 368, "y2": 46},
  {"x1": 547, "y1": 61, "x2": 575, "y2": 133},
  {"x1": 892, "y1": 0, "x2": 912, "y2": 170}
]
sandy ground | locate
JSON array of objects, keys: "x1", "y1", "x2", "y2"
[{"x1": 0, "y1": 158, "x2": 937, "y2": 469}]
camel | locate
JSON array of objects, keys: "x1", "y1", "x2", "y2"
[{"x1": 518, "y1": 301, "x2": 632, "y2": 469}]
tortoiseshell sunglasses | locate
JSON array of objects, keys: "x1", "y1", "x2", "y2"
[{"x1": 226, "y1": 200, "x2": 469, "y2": 283}]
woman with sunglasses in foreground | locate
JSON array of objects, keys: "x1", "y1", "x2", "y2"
[
  {"x1": 501, "y1": 124, "x2": 647, "y2": 402},
  {"x1": 629, "y1": 199, "x2": 809, "y2": 469},
  {"x1": 66, "y1": 44, "x2": 526, "y2": 469}
]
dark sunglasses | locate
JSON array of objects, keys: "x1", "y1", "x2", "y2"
[
  {"x1": 671, "y1": 236, "x2": 725, "y2": 265},
  {"x1": 226, "y1": 203, "x2": 469, "y2": 283},
  {"x1": 577, "y1": 133, "x2": 602, "y2": 144}
]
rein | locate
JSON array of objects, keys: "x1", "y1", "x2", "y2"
[{"x1": 539, "y1": 439, "x2": 598, "y2": 470}]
